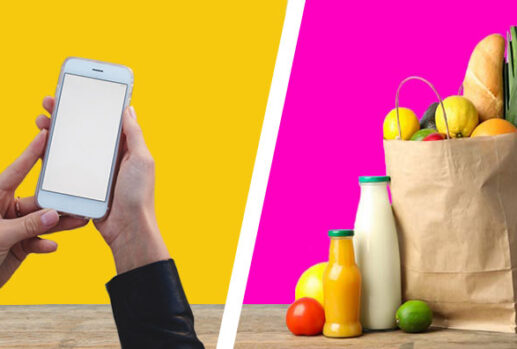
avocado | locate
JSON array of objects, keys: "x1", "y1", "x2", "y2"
[{"x1": 420, "y1": 102, "x2": 438, "y2": 130}]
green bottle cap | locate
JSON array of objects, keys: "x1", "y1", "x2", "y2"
[
  {"x1": 328, "y1": 229, "x2": 354, "y2": 237},
  {"x1": 359, "y1": 176, "x2": 391, "y2": 183}
]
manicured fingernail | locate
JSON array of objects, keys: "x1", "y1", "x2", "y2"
[
  {"x1": 41, "y1": 210, "x2": 59, "y2": 227},
  {"x1": 128, "y1": 106, "x2": 136, "y2": 119}
]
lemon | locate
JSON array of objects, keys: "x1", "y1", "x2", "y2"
[
  {"x1": 396, "y1": 300, "x2": 433, "y2": 333},
  {"x1": 435, "y1": 96, "x2": 478, "y2": 138},
  {"x1": 383, "y1": 107, "x2": 420, "y2": 140}
]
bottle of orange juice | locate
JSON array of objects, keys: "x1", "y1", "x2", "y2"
[{"x1": 323, "y1": 229, "x2": 362, "y2": 338}]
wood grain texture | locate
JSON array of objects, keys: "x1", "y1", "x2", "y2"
[
  {"x1": 0, "y1": 304, "x2": 222, "y2": 348},
  {"x1": 235, "y1": 305, "x2": 517, "y2": 349},
  {"x1": 2, "y1": 304, "x2": 516, "y2": 348}
]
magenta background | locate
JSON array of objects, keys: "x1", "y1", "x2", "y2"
[{"x1": 244, "y1": 0, "x2": 517, "y2": 304}]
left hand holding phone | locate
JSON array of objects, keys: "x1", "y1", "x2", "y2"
[{"x1": 0, "y1": 129, "x2": 87, "y2": 287}]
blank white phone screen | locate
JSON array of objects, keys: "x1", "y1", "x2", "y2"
[{"x1": 42, "y1": 73, "x2": 127, "y2": 201}]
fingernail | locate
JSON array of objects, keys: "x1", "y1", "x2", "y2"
[
  {"x1": 128, "y1": 106, "x2": 137, "y2": 119},
  {"x1": 49, "y1": 240, "x2": 58, "y2": 251},
  {"x1": 41, "y1": 210, "x2": 59, "y2": 227},
  {"x1": 33, "y1": 130, "x2": 47, "y2": 148}
]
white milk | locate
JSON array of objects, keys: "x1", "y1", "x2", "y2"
[{"x1": 354, "y1": 176, "x2": 401, "y2": 330}]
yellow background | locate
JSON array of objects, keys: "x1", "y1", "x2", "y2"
[{"x1": 0, "y1": 1, "x2": 286, "y2": 304}]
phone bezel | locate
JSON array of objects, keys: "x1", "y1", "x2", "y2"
[{"x1": 35, "y1": 57, "x2": 134, "y2": 219}]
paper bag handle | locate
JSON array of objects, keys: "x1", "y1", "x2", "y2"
[{"x1": 395, "y1": 76, "x2": 451, "y2": 139}]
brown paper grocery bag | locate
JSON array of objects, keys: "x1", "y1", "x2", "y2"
[{"x1": 384, "y1": 77, "x2": 517, "y2": 333}]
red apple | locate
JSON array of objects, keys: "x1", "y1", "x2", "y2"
[{"x1": 423, "y1": 133, "x2": 446, "y2": 141}]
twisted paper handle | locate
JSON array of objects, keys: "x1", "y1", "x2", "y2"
[{"x1": 395, "y1": 76, "x2": 450, "y2": 140}]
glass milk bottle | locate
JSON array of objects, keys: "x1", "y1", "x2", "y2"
[{"x1": 354, "y1": 176, "x2": 401, "y2": 330}]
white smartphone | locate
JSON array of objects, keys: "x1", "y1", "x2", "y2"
[{"x1": 36, "y1": 57, "x2": 133, "y2": 219}]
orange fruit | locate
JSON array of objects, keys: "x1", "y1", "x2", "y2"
[{"x1": 471, "y1": 118, "x2": 517, "y2": 137}]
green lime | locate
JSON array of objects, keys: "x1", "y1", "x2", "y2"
[
  {"x1": 410, "y1": 128, "x2": 437, "y2": 141},
  {"x1": 396, "y1": 300, "x2": 433, "y2": 333}
]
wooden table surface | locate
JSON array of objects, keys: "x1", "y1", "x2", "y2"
[
  {"x1": 0, "y1": 304, "x2": 222, "y2": 348},
  {"x1": 236, "y1": 305, "x2": 517, "y2": 349},
  {"x1": 1, "y1": 304, "x2": 516, "y2": 348}
]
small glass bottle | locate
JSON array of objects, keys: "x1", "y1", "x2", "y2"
[{"x1": 323, "y1": 229, "x2": 362, "y2": 338}]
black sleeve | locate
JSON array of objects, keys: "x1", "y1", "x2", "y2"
[{"x1": 106, "y1": 259, "x2": 205, "y2": 349}]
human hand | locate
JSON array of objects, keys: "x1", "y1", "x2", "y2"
[
  {"x1": 0, "y1": 129, "x2": 87, "y2": 287},
  {"x1": 37, "y1": 98, "x2": 170, "y2": 274}
]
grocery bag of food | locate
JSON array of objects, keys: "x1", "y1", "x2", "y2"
[{"x1": 384, "y1": 76, "x2": 517, "y2": 333}]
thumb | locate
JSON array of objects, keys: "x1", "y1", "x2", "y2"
[{"x1": 2, "y1": 209, "x2": 60, "y2": 245}]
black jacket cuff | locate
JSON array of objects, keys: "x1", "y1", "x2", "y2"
[{"x1": 107, "y1": 259, "x2": 204, "y2": 349}]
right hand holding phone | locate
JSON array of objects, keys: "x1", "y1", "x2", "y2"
[{"x1": 38, "y1": 98, "x2": 170, "y2": 274}]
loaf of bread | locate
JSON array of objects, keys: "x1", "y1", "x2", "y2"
[{"x1": 463, "y1": 34, "x2": 505, "y2": 121}]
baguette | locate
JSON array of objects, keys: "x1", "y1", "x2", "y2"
[{"x1": 463, "y1": 34, "x2": 505, "y2": 121}]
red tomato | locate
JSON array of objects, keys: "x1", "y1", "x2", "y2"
[{"x1": 286, "y1": 297, "x2": 325, "y2": 336}]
